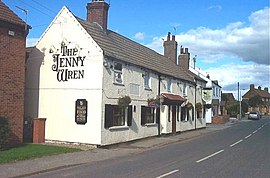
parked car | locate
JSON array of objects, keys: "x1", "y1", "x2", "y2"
[{"x1": 248, "y1": 111, "x2": 261, "y2": 120}]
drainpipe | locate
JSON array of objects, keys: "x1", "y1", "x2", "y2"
[
  {"x1": 157, "y1": 74, "x2": 161, "y2": 135},
  {"x1": 194, "y1": 83, "x2": 197, "y2": 130}
]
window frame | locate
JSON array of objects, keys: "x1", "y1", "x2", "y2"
[
  {"x1": 183, "y1": 82, "x2": 187, "y2": 96},
  {"x1": 105, "y1": 104, "x2": 132, "y2": 128},
  {"x1": 113, "y1": 62, "x2": 123, "y2": 85},
  {"x1": 143, "y1": 72, "x2": 151, "y2": 90},
  {"x1": 167, "y1": 79, "x2": 172, "y2": 92},
  {"x1": 141, "y1": 106, "x2": 156, "y2": 125}
]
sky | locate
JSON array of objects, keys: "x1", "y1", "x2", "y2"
[{"x1": 4, "y1": 0, "x2": 270, "y2": 98}]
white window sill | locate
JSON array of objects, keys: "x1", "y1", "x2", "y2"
[
  {"x1": 109, "y1": 126, "x2": 129, "y2": 131},
  {"x1": 113, "y1": 82, "x2": 124, "y2": 86},
  {"x1": 144, "y1": 87, "x2": 152, "y2": 91},
  {"x1": 144, "y1": 123, "x2": 157, "y2": 127}
]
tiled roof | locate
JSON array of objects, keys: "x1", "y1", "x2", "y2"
[
  {"x1": 161, "y1": 93, "x2": 186, "y2": 101},
  {"x1": 0, "y1": 1, "x2": 26, "y2": 27},
  {"x1": 186, "y1": 70, "x2": 206, "y2": 83},
  {"x1": 77, "y1": 18, "x2": 194, "y2": 83},
  {"x1": 222, "y1": 93, "x2": 235, "y2": 102},
  {"x1": 243, "y1": 89, "x2": 270, "y2": 99}
]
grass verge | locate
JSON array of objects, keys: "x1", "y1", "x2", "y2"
[{"x1": 0, "y1": 144, "x2": 81, "y2": 164}]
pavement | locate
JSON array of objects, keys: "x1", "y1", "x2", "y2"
[{"x1": 0, "y1": 119, "x2": 242, "y2": 178}]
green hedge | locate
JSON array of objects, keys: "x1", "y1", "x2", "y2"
[{"x1": 0, "y1": 116, "x2": 10, "y2": 150}]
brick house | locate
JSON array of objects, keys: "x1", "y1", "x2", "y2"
[
  {"x1": 243, "y1": 84, "x2": 270, "y2": 115},
  {"x1": 0, "y1": 1, "x2": 30, "y2": 145},
  {"x1": 25, "y1": 0, "x2": 206, "y2": 146}
]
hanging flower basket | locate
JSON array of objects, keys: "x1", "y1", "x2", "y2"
[
  {"x1": 205, "y1": 104, "x2": 212, "y2": 109},
  {"x1": 118, "y1": 96, "x2": 131, "y2": 108},
  {"x1": 186, "y1": 102, "x2": 194, "y2": 109},
  {"x1": 195, "y1": 102, "x2": 202, "y2": 111},
  {"x1": 147, "y1": 97, "x2": 160, "y2": 108}
]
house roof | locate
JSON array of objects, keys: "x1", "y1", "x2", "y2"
[
  {"x1": 186, "y1": 70, "x2": 207, "y2": 83},
  {"x1": 77, "y1": 18, "x2": 195, "y2": 83},
  {"x1": 243, "y1": 89, "x2": 270, "y2": 99},
  {"x1": 0, "y1": 1, "x2": 27, "y2": 27},
  {"x1": 222, "y1": 93, "x2": 235, "y2": 102}
]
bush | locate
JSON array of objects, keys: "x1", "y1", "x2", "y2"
[{"x1": 0, "y1": 116, "x2": 10, "y2": 150}]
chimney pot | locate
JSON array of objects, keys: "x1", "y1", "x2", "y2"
[
  {"x1": 167, "y1": 32, "x2": 171, "y2": 41},
  {"x1": 250, "y1": 84, "x2": 254, "y2": 90},
  {"x1": 185, "y1": 48, "x2": 188, "y2": 54},
  {"x1": 258, "y1": 86, "x2": 261, "y2": 90},
  {"x1": 172, "y1": 35, "x2": 175, "y2": 41},
  {"x1": 264, "y1": 87, "x2": 269, "y2": 92}
]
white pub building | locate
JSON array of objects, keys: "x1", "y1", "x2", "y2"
[{"x1": 25, "y1": 0, "x2": 206, "y2": 146}]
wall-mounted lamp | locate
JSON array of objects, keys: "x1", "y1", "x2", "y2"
[{"x1": 103, "y1": 61, "x2": 109, "y2": 68}]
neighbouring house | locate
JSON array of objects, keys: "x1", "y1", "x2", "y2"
[
  {"x1": 242, "y1": 84, "x2": 270, "y2": 115},
  {"x1": 175, "y1": 46, "x2": 207, "y2": 128},
  {"x1": 0, "y1": 1, "x2": 30, "y2": 146},
  {"x1": 25, "y1": 0, "x2": 206, "y2": 146},
  {"x1": 221, "y1": 93, "x2": 236, "y2": 115},
  {"x1": 189, "y1": 56, "x2": 225, "y2": 124},
  {"x1": 222, "y1": 93, "x2": 236, "y2": 105}
]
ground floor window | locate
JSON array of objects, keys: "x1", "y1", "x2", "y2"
[
  {"x1": 181, "y1": 107, "x2": 194, "y2": 121},
  {"x1": 197, "y1": 109, "x2": 203, "y2": 119},
  {"x1": 105, "y1": 104, "x2": 132, "y2": 128},
  {"x1": 181, "y1": 107, "x2": 188, "y2": 121},
  {"x1": 141, "y1": 106, "x2": 155, "y2": 125}
]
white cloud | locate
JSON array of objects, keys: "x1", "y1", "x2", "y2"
[
  {"x1": 147, "y1": 7, "x2": 270, "y2": 65},
  {"x1": 26, "y1": 38, "x2": 39, "y2": 47},
  {"x1": 207, "y1": 5, "x2": 222, "y2": 12},
  {"x1": 205, "y1": 63, "x2": 270, "y2": 92},
  {"x1": 134, "y1": 32, "x2": 145, "y2": 40},
  {"x1": 144, "y1": 7, "x2": 270, "y2": 94}
]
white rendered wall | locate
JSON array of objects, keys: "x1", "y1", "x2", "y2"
[
  {"x1": 101, "y1": 62, "x2": 159, "y2": 145},
  {"x1": 26, "y1": 7, "x2": 103, "y2": 144}
]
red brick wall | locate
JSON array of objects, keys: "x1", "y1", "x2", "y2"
[
  {"x1": 212, "y1": 115, "x2": 230, "y2": 124},
  {"x1": 0, "y1": 24, "x2": 26, "y2": 146}
]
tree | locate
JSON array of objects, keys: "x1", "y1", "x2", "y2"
[
  {"x1": 226, "y1": 102, "x2": 239, "y2": 117},
  {"x1": 248, "y1": 95, "x2": 263, "y2": 107}
]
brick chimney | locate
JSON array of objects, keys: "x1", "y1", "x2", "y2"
[
  {"x1": 163, "y1": 32, "x2": 178, "y2": 64},
  {"x1": 264, "y1": 87, "x2": 269, "y2": 92},
  {"x1": 178, "y1": 46, "x2": 190, "y2": 70},
  {"x1": 250, "y1": 84, "x2": 254, "y2": 91},
  {"x1": 258, "y1": 86, "x2": 261, "y2": 90},
  {"x1": 86, "y1": 0, "x2": 110, "y2": 32}
]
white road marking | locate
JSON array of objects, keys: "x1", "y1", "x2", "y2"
[
  {"x1": 196, "y1": 149, "x2": 224, "y2": 163},
  {"x1": 156, "y1": 170, "x2": 179, "y2": 178},
  {"x1": 230, "y1": 139, "x2": 243, "y2": 147},
  {"x1": 245, "y1": 134, "x2": 252, "y2": 139},
  {"x1": 253, "y1": 130, "x2": 257, "y2": 134}
]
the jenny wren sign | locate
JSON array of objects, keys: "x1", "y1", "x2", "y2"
[{"x1": 52, "y1": 44, "x2": 85, "y2": 82}]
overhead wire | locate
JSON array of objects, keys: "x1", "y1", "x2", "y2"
[{"x1": 16, "y1": 0, "x2": 56, "y2": 18}]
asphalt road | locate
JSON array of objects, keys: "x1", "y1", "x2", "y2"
[{"x1": 28, "y1": 117, "x2": 270, "y2": 178}]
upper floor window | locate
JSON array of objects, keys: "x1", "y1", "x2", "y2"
[
  {"x1": 113, "y1": 62, "x2": 123, "y2": 85},
  {"x1": 144, "y1": 72, "x2": 151, "y2": 89},
  {"x1": 183, "y1": 82, "x2": 187, "y2": 96},
  {"x1": 167, "y1": 79, "x2": 172, "y2": 92}
]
